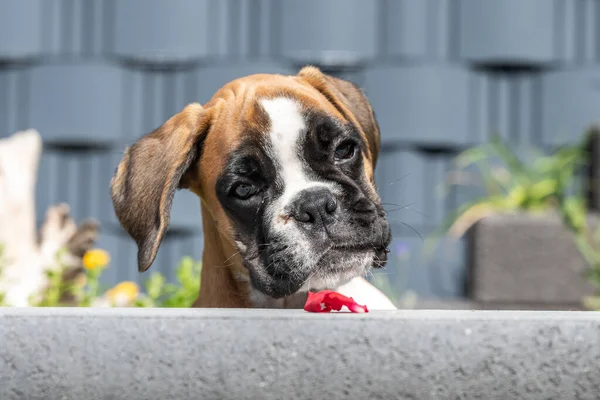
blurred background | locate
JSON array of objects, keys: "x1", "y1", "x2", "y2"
[{"x1": 1, "y1": 0, "x2": 600, "y2": 309}]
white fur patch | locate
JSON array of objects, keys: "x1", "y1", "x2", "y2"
[
  {"x1": 260, "y1": 97, "x2": 334, "y2": 269},
  {"x1": 297, "y1": 252, "x2": 372, "y2": 293},
  {"x1": 335, "y1": 277, "x2": 397, "y2": 310},
  {"x1": 260, "y1": 97, "x2": 331, "y2": 215}
]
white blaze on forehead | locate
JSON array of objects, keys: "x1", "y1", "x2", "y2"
[{"x1": 260, "y1": 97, "x2": 330, "y2": 218}]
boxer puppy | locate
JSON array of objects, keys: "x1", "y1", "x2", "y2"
[{"x1": 110, "y1": 66, "x2": 396, "y2": 310}]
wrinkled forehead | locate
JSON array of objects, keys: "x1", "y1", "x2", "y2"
[
  {"x1": 212, "y1": 75, "x2": 346, "y2": 135},
  {"x1": 235, "y1": 95, "x2": 348, "y2": 165},
  {"x1": 199, "y1": 74, "x2": 354, "y2": 193},
  {"x1": 205, "y1": 83, "x2": 343, "y2": 157}
]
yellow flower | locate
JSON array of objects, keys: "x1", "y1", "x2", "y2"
[
  {"x1": 106, "y1": 281, "x2": 140, "y2": 307},
  {"x1": 82, "y1": 249, "x2": 110, "y2": 271}
]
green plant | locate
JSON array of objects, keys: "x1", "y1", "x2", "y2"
[
  {"x1": 135, "y1": 256, "x2": 202, "y2": 308},
  {"x1": 435, "y1": 133, "x2": 600, "y2": 309},
  {"x1": 440, "y1": 135, "x2": 585, "y2": 239},
  {"x1": 30, "y1": 248, "x2": 69, "y2": 307},
  {"x1": 4, "y1": 243, "x2": 202, "y2": 308}
]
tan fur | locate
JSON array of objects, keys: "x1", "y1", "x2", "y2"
[{"x1": 110, "y1": 66, "x2": 383, "y2": 308}]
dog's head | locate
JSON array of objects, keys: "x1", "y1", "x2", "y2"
[{"x1": 111, "y1": 66, "x2": 391, "y2": 299}]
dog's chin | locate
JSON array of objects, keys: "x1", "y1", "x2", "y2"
[
  {"x1": 298, "y1": 249, "x2": 373, "y2": 292},
  {"x1": 249, "y1": 248, "x2": 374, "y2": 299}
]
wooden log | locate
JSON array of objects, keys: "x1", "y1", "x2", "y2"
[{"x1": 0, "y1": 130, "x2": 99, "y2": 307}]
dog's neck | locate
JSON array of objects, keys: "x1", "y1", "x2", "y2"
[{"x1": 193, "y1": 206, "x2": 307, "y2": 309}]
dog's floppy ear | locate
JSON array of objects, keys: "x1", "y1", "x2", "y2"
[
  {"x1": 297, "y1": 66, "x2": 381, "y2": 168},
  {"x1": 110, "y1": 103, "x2": 211, "y2": 272}
]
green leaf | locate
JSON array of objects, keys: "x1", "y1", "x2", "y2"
[
  {"x1": 488, "y1": 135, "x2": 531, "y2": 185},
  {"x1": 560, "y1": 196, "x2": 587, "y2": 233},
  {"x1": 454, "y1": 146, "x2": 492, "y2": 169},
  {"x1": 574, "y1": 234, "x2": 599, "y2": 267},
  {"x1": 138, "y1": 257, "x2": 202, "y2": 308},
  {"x1": 145, "y1": 272, "x2": 166, "y2": 300},
  {"x1": 528, "y1": 179, "x2": 558, "y2": 202},
  {"x1": 583, "y1": 295, "x2": 600, "y2": 310}
]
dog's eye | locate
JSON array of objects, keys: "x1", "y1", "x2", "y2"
[
  {"x1": 232, "y1": 183, "x2": 257, "y2": 200},
  {"x1": 334, "y1": 141, "x2": 357, "y2": 161}
]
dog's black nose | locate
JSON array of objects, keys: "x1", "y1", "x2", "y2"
[{"x1": 290, "y1": 187, "x2": 337, "y2": 226}]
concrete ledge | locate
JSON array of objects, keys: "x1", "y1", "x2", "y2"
[{"x1": 1, "y1": 308, "x2": 600, "y2": 400}]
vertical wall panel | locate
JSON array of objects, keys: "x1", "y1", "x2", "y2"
[
  {"x1": 95, "y1": 150, "x2": 123, "y2": 227},
  {"x1": 208, "y1": 0, "x2": 279, "y2": 60},
  {"x1": 376, "y1": 150, "x2": 427, "y2": 227},
  {"x1": 29, "y1": 63, "x2": 123, "y2": 145},
  {"x1": 280, "y1": 0, "x2": 379, "y2": 67},
  {"x1": 35, "y1": 149, "x2": 113, "y2": 224},
  {"x1": 113, "y1": 0, "x2": 212, "y2": 64},
  {"x1": 40, "y1": 0, "x2": 113, "y2": 57},
  {"x1": 120, "y1": 68, "x2": 198, "y2": 144},
  {"x1": 384, "y1": 0, "x2": 455, "y2": 61},
  {"x1": 379, "y1": 224, "x2": 466, "y2": 300},
  {"x1": 0, "y1": 68, "x2": 30, "y2": 137},
  {"x1": 376, "y1": 150, "x2": 449, "y2": 227},
  {"x1": 459, "y1": 0, "x2": 559, "y2": 65},
  {"x1": 365, "y1": 65, "x2": 473, "y2": 146},
  {"x1": 556, "y1": 0, "x2": 600, "y2": 64},
  {"x1": 169, "y1": 191, "x2": 204, "y2": 233},
  {"x1": 469, "y1": 71, "x2": 538, "y2": 145},
  {"x1": 35, "y1": 151, "x2": 60, "y2": 224},
  {"x1": 0, "y1": 0, "x2": 44, "y2": 61},
  {"x1": 540, "y1": 67, "x2": 600, "y2": 146}
]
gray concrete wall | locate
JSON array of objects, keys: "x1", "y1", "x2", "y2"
[{"x1": 1, "y1": 308, "x2": 599, "y2": 400}]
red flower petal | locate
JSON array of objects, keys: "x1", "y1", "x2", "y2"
[
  {"x1": 303, "y1": 291, "x2": 333, "y2": 313},
  {"x1": 304, "y1": 290, "x2": 369, "y2": 313}
]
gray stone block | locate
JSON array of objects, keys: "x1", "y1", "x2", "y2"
[
  {"x1": 469, "y1": 71, "x2": 537, "y2": 145},
  {"x1": 29, "y1": 63, "x2": 124, "y2": 145},
  {"x1": 35, "y1": 149, "x2": 131, "y2": 228},
  {"x1": 385, "y1": 0, "x2": 455, "y2": 60},
  {"x1": 280, "y1": 0, "x2": 378, "y2": 67},
  {"x1": 459, "y1": 0, "x2": 558, "y2": 65},
  {"x1": 119, "y1": 68, "x2": 199, "y2": 144},
  {"x1": 114, "y1": 0, "x2": 279, "y2": 62},
  {"x1": 364, "y1": 65, "x2": 473, "y2": 146},
  {"x1": 1, "y1": 308, "x2": 600, "y2": 400},
  {"x1": 0, "y1": 0, "x2": 43, "y2": 61},
  {"x1": 557, "y1": 0, "x2": 600, "y2": 64},
  {"x1": 0, "y1": 69, "x2": 29, "y2": 137},
  {"x1": 40, "y1": 0, "x2": 111, "y2": 57},
  {"x1": 114, "y1": 0, "x2": 212, "y2": 63},
  {"x1": 469, "y1": 212, "x2": 597, "y2": 305},
  {"x1": 540, "y1": 67, "x2": 600, "y2": 146},
  {"x1": 208, "y1": 0, "x2": 279, "y2": 59}
]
